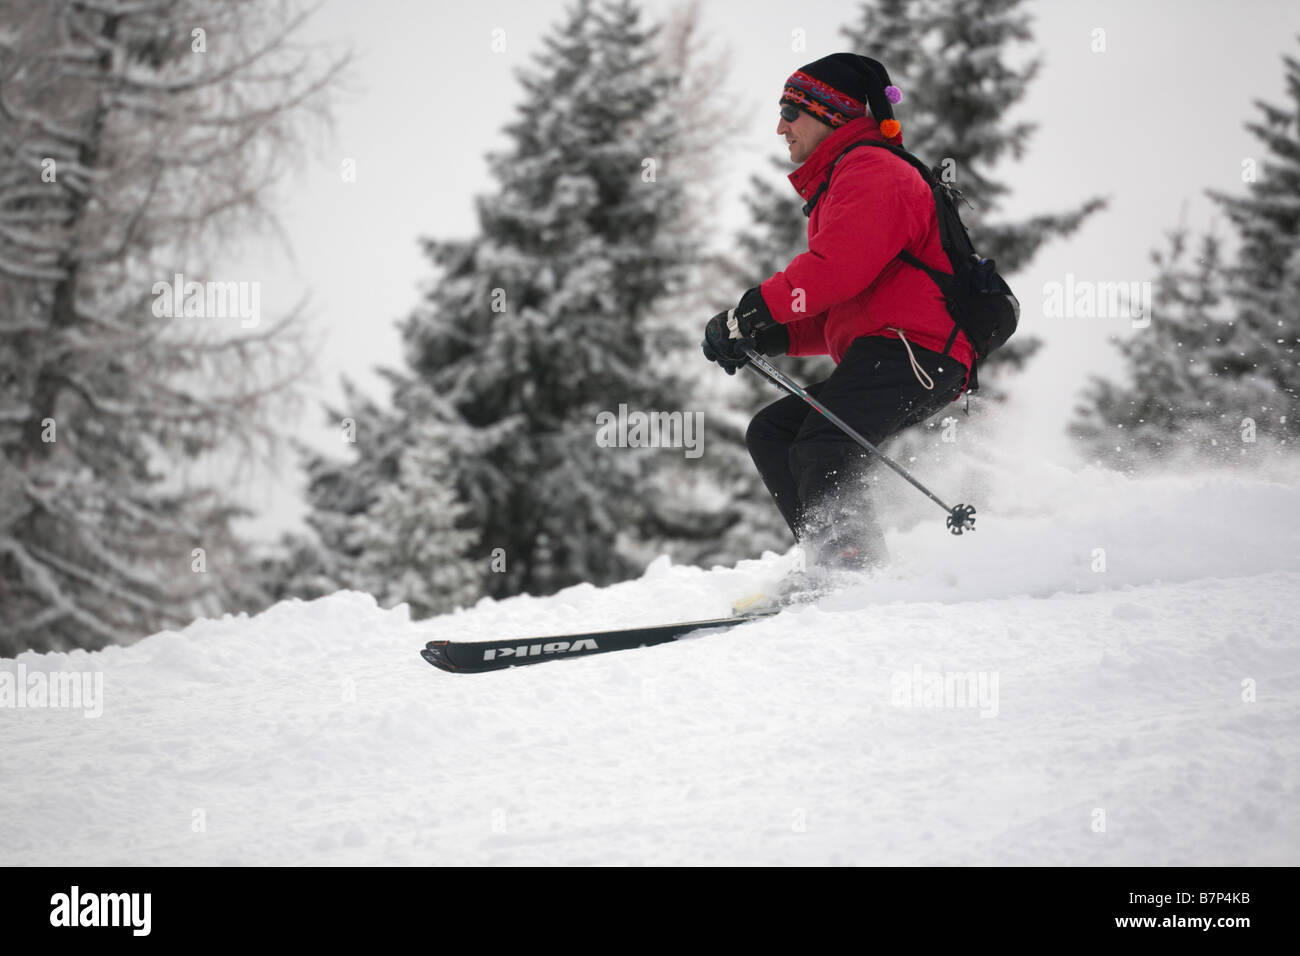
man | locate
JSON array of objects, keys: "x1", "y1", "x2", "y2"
[{"x1": 703, "y1": 53, "x2": 973, "y2": 579}]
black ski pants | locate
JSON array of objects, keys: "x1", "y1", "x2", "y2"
[{"x1": 745, "y1": 334, "x2": 966, "y2": 567}]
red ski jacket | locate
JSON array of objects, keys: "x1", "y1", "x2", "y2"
[{"x1": 757, "y1": 115, "x2": 974, "y2": 393}]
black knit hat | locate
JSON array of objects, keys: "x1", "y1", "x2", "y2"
[{"x1": 781, "y1": 53, "x2": 903, "y2": 143}]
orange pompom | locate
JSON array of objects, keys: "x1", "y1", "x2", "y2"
[{"x1": 880, "y1": 119, "x2": 901, "y2": 139}]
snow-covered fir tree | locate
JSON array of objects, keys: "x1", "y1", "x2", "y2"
[
  {"x1": 0, "y1": 0, "x2": 342, "y2": 653},
  {"x1": 1203, "y1": 42, "x2": 1300, "y2": 446},
  {"x1": 295, "y1": 0, "x2": 701, "y2": 604},
  {"x1": 1073, "y1": 41, "x2": 1300, "y2": 465},
  {"x1": 353, "y1": 418, "x2": 481, "y2": 618},
  {"x1": 264, "y1": 381, "x2": 411, "y2": 606},
  {"x1": 1070, "y1": 228, "x2": 1245, "y2": 465}
]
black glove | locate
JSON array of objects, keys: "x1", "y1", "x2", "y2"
[
  {"x1": 701, "y1": 309, "x2": 752, "y2": 375},
  {"x1": 736, "y1": 286, "x2": 790, "y2": 358},
  {"x1": 753, "y1": 323, "x2": 789, "y2": 358},
  {"x1": 701, "y1": 288, "x2": 791, "y2": 373}
]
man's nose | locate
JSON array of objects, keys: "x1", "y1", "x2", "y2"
[{"x1": 776, "y1": 118, "x2": 789, "y2": 135}]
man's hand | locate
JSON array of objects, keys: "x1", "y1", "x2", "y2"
[
  {"x1": 702, "y1": 288, "x2": 791, "y2": 373},
  {"x1": 701, "y1": 308, "x2": 753, "y2": 375}
]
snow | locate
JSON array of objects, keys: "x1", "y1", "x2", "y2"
[{"x1": 2, "y1": 462, "x2": 1298, "y2": 865}]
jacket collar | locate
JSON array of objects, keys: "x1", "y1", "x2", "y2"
[{"x1": 787, "y1": 116, "x2": 885, "y2": 200}]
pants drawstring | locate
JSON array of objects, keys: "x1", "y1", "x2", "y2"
[{"x1": 889, "y1": 328, "x2": 934, "y2": 391}]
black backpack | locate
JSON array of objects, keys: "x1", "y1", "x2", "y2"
[{"x1": 802, "y1": 139, "x2": 1019, "y2": 392}]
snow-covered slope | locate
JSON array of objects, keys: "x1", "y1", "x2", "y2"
[{"x1": 3, "y1": 461, "x2": 1299, "y2": 865}]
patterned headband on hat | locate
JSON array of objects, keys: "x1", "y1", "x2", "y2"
[{"x1": 781, "y1": 70, "x2": 866, "y2": 128}]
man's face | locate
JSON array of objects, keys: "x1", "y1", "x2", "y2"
[{"x1": 777, "y1": 105, "x2": 835, "y2": 164}]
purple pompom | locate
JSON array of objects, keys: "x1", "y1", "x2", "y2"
[{"x1": 885, "y1": 85, "x2": 902, "y2": 104}]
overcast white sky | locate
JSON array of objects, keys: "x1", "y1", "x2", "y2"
[{"x1": 219, "y1": 0, "x2": 1300, "y2": 541}]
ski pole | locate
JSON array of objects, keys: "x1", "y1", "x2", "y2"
[{"x1": 742, "y1": 346, "x2": 976, "y2": 535}]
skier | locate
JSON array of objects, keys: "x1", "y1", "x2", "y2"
[{"x1": 703, "y1": 53, "x2": 974, "y2": 581}]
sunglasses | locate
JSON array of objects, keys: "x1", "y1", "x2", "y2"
[{"x1": 779, "y1": 102, "x2": 802, "y2": 123}]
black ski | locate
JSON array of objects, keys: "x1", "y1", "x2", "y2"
[{"x1": 421, "y1": 610, "x2": 779, "y2": 674}]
